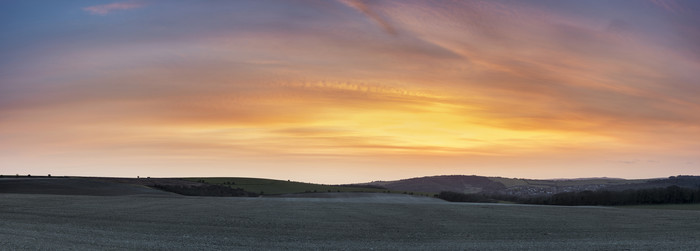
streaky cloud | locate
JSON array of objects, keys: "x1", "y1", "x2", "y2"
[
  {"x1": 649, "y1": 0, "x2": 684, "y2": 13},
  {"x1": 83, "y1": 1, "x2": 145, "y2": 15},
  {"x1": 338, "y1": 0, "x2": 397, "y2": 35}
]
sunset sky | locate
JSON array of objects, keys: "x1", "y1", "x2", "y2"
[{"x1": 2, "y1": 0, "x2": 700, "y2": 183}]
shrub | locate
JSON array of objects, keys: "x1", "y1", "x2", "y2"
[
  {"x1": 149, "y1": 184, "x2": 258, "y2": 197},
  {"x1": 437, "y1": 191, "x2": 495, "y2": 203}
]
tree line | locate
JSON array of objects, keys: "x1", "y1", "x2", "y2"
[{"x1": 438, "y1": 185, "x2": 700, "y2": 206}]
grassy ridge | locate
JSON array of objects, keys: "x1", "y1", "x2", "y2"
[{"x1": 184, "y1": 177, "x2": 390, "y2": 195}]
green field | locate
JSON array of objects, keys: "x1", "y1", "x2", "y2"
[
  {"x1": 184, "y1": 177, "x2": 396, "y2": 195},
  {"x1": 618, "y1": 203, "x2": 700, "y2": 211},
  {"x1": 3, "y1": 193, "x2": 700, "y2": 250}
]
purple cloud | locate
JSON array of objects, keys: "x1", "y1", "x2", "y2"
[{"x1": 83, "y1": 1, "x2": 145, "y2": 15}]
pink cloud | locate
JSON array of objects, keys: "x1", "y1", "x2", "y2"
[
  {"x1": 83, "y1": 2, "x2": 144, "y2": 15},
  {"x1": 338, "y1": 0, "x2": 397, "y2": 35},
  {"x1": 649, "y1": 0, "x2": 683, "y2": 13}
]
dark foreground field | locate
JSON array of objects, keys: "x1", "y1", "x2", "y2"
[{"x1": 2, "y1": 193, "x2": 700, "y2": 250}]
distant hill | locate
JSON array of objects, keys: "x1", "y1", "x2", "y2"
[
  {"x1": 0, "y1": 176, "x2": 420, "y2": 197},
  {"x1": 605, "y1": 175, "x2": 700, "y2": 191},
  {"x1": 363, "y1": 175, "x2": 700, "y2": 197},
  {"x1": 3, "y1": 175, "x2": 699, "y2": 198},
  {"x1": 364, "y1": 175, "x2": 505, "y2": 194},
  {"x1": 185, "y1": 177, "x2": 400, "y2": 195}
]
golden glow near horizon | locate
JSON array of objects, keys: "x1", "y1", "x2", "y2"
[{"x1": 2, "y1": 0, "x2": 700, "y2": 183}]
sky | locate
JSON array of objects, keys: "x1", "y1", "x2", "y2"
[{"x1": 2, "y1": 0, "x2": 700, "y2": 184}]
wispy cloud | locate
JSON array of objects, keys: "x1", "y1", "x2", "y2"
[
  {"x1": 649, "y1": 0, "x2": 684, "y2": 13},
  {"x1": 83, "y1": 1, "x2": 145, "y2": 15},
  {"x1": 338, "y1": 0, "x2": 397, "y2": 35}
]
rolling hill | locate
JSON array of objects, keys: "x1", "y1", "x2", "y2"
[
  {"x1": 3, "y1": 175, "x2": 699, "y2": 198},
  {"x1": 184, "y1": 177, "x2": 397, "y2": 195},
  {"x1": 363, "y1": 175, "x2": 700, "y2": 197}
]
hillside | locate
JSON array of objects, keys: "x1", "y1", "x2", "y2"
[
  {"x1": 364, "y1": 175, "x2": 700, "y2": 197},
  {"x1": 0, "y1": 177, "x2": 176, "y2": 196},
  {"x1": 365, "y1": 175, "x2": 505, "y2": 194},
  {"x1": 0, "y1": 176, "x2": 413, "y2": 197},
  {"x1": 184, "y1": 177, "x2": 393, "y2": 195},
  {"x1": 4, "y1": 175, "x2": 699, "y2": 198}
]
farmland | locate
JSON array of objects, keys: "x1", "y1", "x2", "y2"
[
  {"x1": 2, "y1": 193, "x2": 700, "y2": 250},
  {"x1": 619, "y1": 203, "x2": 700, "y2": 211}
]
